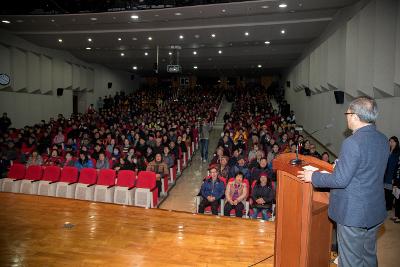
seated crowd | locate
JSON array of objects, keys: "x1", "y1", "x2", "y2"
[
  {"x1": 0, "y1": 88, "x2": 222, "y2": 197},
  {"x1": 198, "y1": 86, "x2": 332, "y2": 219}
]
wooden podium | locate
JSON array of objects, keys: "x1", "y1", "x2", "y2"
[{"x1": 272, "y1": 153, "x2": 334, "y2": 267}]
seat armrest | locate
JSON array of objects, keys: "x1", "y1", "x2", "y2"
[
  {"x1": 107, "y1": 185, "x2": 115, "y2": 189},
  {"x1": 68, "y1": 181, "x2": 77, "y2": 185},
  {"x1": 13, "y1": 178, "x2": 23, "y2": 181},
  {"x1": 31, "y1": 179, "x2": 41, "y2": 183},
  {"x1": 128, "y1": 186, "x2": 135, "y2": 190},
  {"x1": 87, "y1": 183, "x2": 96, "y2": 187}
]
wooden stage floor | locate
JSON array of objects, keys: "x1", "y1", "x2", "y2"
[{"x1": 0, "y1": 193, "x2": 275, "y2": 267}]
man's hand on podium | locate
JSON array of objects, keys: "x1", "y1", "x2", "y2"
[{"x1": 297, "y1": 170, "x2": 313, "y2": 183}]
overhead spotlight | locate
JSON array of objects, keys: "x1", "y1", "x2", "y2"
[
  {"x1": 193, "y1": 66, "x2": 198, "y2": 69},
  {"x1": 222, "y1": 9, "x2": 226, "y2": 13},
  {"x1": 279, "y1": 3, "x2": 288, "y2": 8},
  {"x1": 261, "y1": 5, "x2": 269, "y2": 9},
  {"x1": 194, "y1": 34, "x2": 200, "y2": 39},
  {"x1": 148, "y1": 36, "x2": 152, "y2": 41},
  {"x1": 244, "y1": 32, "x2": 249, "y2": 36},
  {"x1": 132, "y1": 37, "x2": 137, "y2": 41},
  {"x1": 58, "y1": 38, "x2": 63, "y2": 43},
  {"x1": 218, "y1": 50, "x2": 222, "y2": 54},
  {"x1": 86, "y1": 47, "x2": 91, "y2": 50},
  {"x1": 132, "y1": 66, "x2": 137, "y2": 70},
  {"x1": 88, "y1": 38, "x2": 92, "y2": 42},
  {"x1": 168, "y1": 52, "x2": 172, "y2": 55},
  {"x1": 211, "y1": 33, "x2": 216, "y2": 38},
  {"x1": 265, "y1": 41, "x2": 271, "y2": 45},
  {"x1": 258, "y1": 64, "x2": 262, "y2": 68},
  {"x1": 1, "y1": 20, "x2": 11, "y2": 24},
  {"x1": 175, "y1": 12, "x2": 182, "y2": 16},
  {"x1": 50, "y1": 19, "x2": 55, "y2": 23},
  {"x1": 179, "y1": 35, "x2": 184, "y2": 39},
  {"x1": 193, "y1": 51, "x2": 197, "y2": 55},
  {"x1": 144, "y1": 52, "x2": 148, "y2": 56},
  {"x1": 120, "y1": 52, "x2": 125, "y2": 56},
  {"x1": 118, "y1": 37, "x2": 122, "y2": 41},
  {"x1": 131, "y1": 15, "x2": 139, "y2": 20},
  {"x1": 281, "y1": 29, "x2": 286, "y2": 34},
  {"x1": 90, "y1": 17, "x2": 98, "y2": 21}
]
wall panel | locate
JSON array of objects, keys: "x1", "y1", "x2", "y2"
[
  {"x1": 11, "y1": 47, "x2": 27, "y2": 91},
  {"x1": 27, "y1": 52, "x2": 40, "y2": 92}
]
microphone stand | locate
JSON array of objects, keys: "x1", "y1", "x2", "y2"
[{"x1": 290, "y1": 144, "x2": 303, "y2": 165}]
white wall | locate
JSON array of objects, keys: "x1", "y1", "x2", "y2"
[
  {"x1": 286, "y1": 0, "x2": 400, "y2": 156},
  {"x1": 0, "y1": 29, "x2": 139, "y2": 128}
]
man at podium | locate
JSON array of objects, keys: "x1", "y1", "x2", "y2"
[{"x1": 298, "y1": 97, "x2": 389, "y2": 267}]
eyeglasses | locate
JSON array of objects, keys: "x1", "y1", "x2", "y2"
[{"x1": 344, "y1": 112, "x2": 355, "y2": 116}]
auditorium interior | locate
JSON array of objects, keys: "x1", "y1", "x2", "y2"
[{"x1": 0, "y1": 0, "x2": 399, "y2": 266}]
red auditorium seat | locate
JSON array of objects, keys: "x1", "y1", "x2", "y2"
[
  {"x1": 135, "y1": 171, "x2": 158, "y2": 208},
  {"x1": 114, "y1": 170, "x2": 136, "y2": 205},
  {"x1": 94, "y1": 169, "x2": 116, "y2": 203},
  {"x1": 20, "y1": 165, "x2": 44, "y2": 195},
  {"x1": 1, "y1": 163, "x2": 26, "y2": 192},
  {"x1": 38, "y1": 166, "x2": 61, "y2": 196},
  {"x1": 74, "y1": 168, "x2": 97, "y2": 201},
  {"x1": 55, "y1": 166, "x2": 79, "y2": 198}
]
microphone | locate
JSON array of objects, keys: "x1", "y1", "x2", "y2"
[
  {"x1": 309, "y1": 124, "x2": 333, "y2": 135},
  {"x1": 290, "y1": 143, "x2": 302, "y2": 165}
]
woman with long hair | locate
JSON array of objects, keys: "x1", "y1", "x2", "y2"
[{"x1": 385, "y1": 136, "x2": 400, "y2": 222}]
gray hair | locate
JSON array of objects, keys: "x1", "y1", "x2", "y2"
[{"x1": 348, "y1": 97, "x2": 378, "y2": 123}]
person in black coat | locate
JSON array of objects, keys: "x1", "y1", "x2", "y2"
[{"x1": 250, "y1": 173, "x2": 274, "y2": 220}]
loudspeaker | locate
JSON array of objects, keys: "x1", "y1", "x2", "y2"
[
  {"x1": 131, "y1": 75, "x2": 135, "y2": 80},
  {"x1": 108, "y1": 82, "x2": 112, "y2": 89},
  {"x1": 57, "y1": 88, "x2": 63, "y2": 96},
  {"x1": 334, "y1": 90, "x2": 344, "y2": 104},
  {"x1": 286, "y1": 81, "x2": 290, "y2": 87},
  {"x1": 304, "y1": 87, "x2": 311, "y2": 96}
]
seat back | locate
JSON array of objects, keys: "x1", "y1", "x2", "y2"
[
  {"x1": 78, "y1": 168, "x2": 97, "y2": 185},
  {"x1": 25, "y1": 165, "x2": 43, "y2": 180},
  {"x1": 97, "y1": 169, "x2": 116, "y2": 186},
  {"x1": 60, "y1": 167, "x2": 79, "y2": 183},
  {"x1": 136, "y1": 171, "x2": 156, "y2": 189},
  {"x1": 7, "y1": 163, "x2": 26, "y2": 179},
  {"x1": 116, "y1": 170, "x2": 136, "y2": 188},
  {"x1": 42, "y1": 166, "x2": 61, "y2": 182}
]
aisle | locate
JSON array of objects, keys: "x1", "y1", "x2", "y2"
[{"x1": 159, "y1": 98, "x2": 232, "y2": 212}]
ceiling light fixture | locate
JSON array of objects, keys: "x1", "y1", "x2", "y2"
[
  {"x1": 211, "y1": 34, "x2": 216, "y2": 38},
  {"x1": 50, "y1": 19, "x2": 55, "y2": 23},
  {"x1": 58, "y1": 38, "x2": 63, "y2": 43},
  {"x1": 281, "y1": 29, "x2": 286, "y2": 34},
  {"x1": 144, "y1": 52, "x2": 148, "y2": 56},
  {"x1": 1, "y1": 20, "x2": 11, "y2": 24},
  {"x1": 88, "y1": 38, "x2": 92, "y2": 42},
  {"x1": 193, "y1": 66, "x2": 198, "y2": 69},
  {"x1": 132, "y1": 37, "x2": 137, "y2": 41},
  {"x1": 258, "y1": 64, "x2": 262, "y2": 68},
  {"x1": 179, "y1": 35, "x2": 184, "y2": 39},
  {"x1": 193, "y1": 51, "x2": 197, "y2": 55},
  {"x1": 90, "y1": 17, "x2": 98, "y2": 21},
  {"x1": 86, "y1": 47, "x2": 91, "y2": 50},
  {"x1": 118, "y1": 37, "x2": 122, "y2": 41},
  {"x1": 218, "y1": 50, "x2": 222, "y2": 54},
  {"x1": 168, "y1": 52, "x2": 172, "y2": 55},
  {"x1": 131, "y1": 15, "x2": 139, "y2": 20},
  {"x1": 279, "y1": 3, "x2": 288, "y2": 8},
  {"x1": 265, "y1": 41, "x2": 270, "y2": 45},
  {"x1": 222, "y1": 9, "x2": 226, "y2": 13},
  {"x1": 133, "y1": 66, "x2": 137, "y2": 70},
  {"x1": 261, "y1": 5, "x2": 269, "y2": 9},
  {"x1": 175, "y1": 12, "x2": 182, "y2": 16},
  {"x1": 244, "y1": 32, "x2": 249, "y2": 36},
  {"x1": 148, "y1": 37, "x2": 152, "y2": 41},
  {"x1": 121, "y1": 52, "x2": 125, "y2": 56}
]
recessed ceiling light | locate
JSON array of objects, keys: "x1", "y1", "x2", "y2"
[
  {"x1": 118, "y1": 37, "x2": 122, "y2": 41},
  {"x1": 281, "y1": 29, "x2": 286, "y2": 34},
  {"x1": 258, "y1": 64, "x2": 262, "y2": 68},
  {"x1": 179, "y1": 35, "x2": 184, "y2": 39},
  {"x1": 86, "y1": 47, "x2": 91, "y2": 50},
  {"x1": 208, "y1": 58, "x2": 212, "y2": 61},
  {"x1": 211, "y1": 33, "x2": 216, "y2": 38},
  {"x1": 144, "y1": 52, "x2": 148, "y2": 56},
  {"x1": 90, "y1": 17, "x2": 98, "y2": 21},
  {"x1": 88, "y1": 38, "x2": 92, "y2": 42},
  {"x1": 154, "y1": 14, "x2": 159, "y2": 17},
  {"x1": 58, "y1": 38, "x2": 63, "y2": 43},
  {"x1": 194, "y1": 34, "x2": 200, "y2": 39},
  {"x1": 261, "y1": 5, "x2": 269, "y2": 9},
  {"x1": 168, "y1": 52, "x2": 172, "y2": 55},
  {"x1": 193, "y1": 66, "x2": 198, "y2": 69},
  {"x1": 244, "y1": 32, "x2": 249, "y2": 36},
  {"x1": 148, "y1": 37, "x2": 152, "y2": 41},
  {"x1": 193, "y1": 51, "x2": 197, "y2": 55},
  {"x1": 1, "y1": 20, "x2": 11, "y2": 24},
  {"x1": 16, "y1": 19, "x2": 24, "y2": 23},
  {"x1": 222, "y1": 9, "x2": 226, "y2": 13},
  {"x1": 50, "y1": 19, "x2": 55, "y2": 23},
  {"x1": 265, "y1": 41, "x2": 271, "y2": 45},
  {"x1": 175, "y1": 12, "x2": 182, "y2": 16},
  {"x1": 132, "y1": 66, "x2": 137, "y2": 70},
  {"x1": 132, "y1": 37, "x2": 137, "y2": 41},
  {"x1": 120, "y1": 52, "x2": 125, "y2": 56},
  {"x1": 131, "y1": 15, "x2": 139, "y2": 20},
  {"x1": 218, "y1": 50, "x2": 222, "y2": 54},
  {"x1": 279, "y1": 3, "x2": 288, "y2": 8}
]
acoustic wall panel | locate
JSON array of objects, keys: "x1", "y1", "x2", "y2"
[
  {"x1": 373, "y1": 0, "x2": 397, "y2": 96},
  {"x1": 40, "y1": 55, "x2": 52, "y2": 94},
  {"x1": 396, "y1": 1, "x2": 400, "y2": 86},
  {"x1": 345, "y1": 13, "x2": 360, "y2": 97},
  {"x1": 320, "y1": 40, "x2": 329, "y2": 90},
  {"x1": 299, "y1": 56, "x2": 310, "y2": 88},
  {"x1": 11, "y1": 47, "x2": 27, "y2": 91},
  {"x1": 0, "y1": 45, "x2": 11, "y2": 90},
  {"x1": 52, "y1": 58, "x2": 64, "y2": 91},
  {"x1": 27, "y1": 52, "x2": 40, "y2": 93},
  {"x1": 80, "y1": 66, "x2": 87, "y2": 90},
  {"x1": 87, "y1": 68, "x2": 94, "y2": 91},
  {"x1": 72, "y1": 64, "x2": 80, "y2": 90},
  {"x1": 63, "y1": 62, "x2": 72, "y2": 89}
]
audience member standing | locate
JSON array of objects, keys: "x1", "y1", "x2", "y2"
[
  {"x1": 0, "y1": 112, "x2": 11, "y2": 133},
  {"x1": 200, "y1": 119, "x2": 211, "y2": 163},
  {"x1": 384, "y1": 136, "x2": 400, "y2": 211}
]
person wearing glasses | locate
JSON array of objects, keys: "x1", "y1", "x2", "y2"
[
  {"x1": 298, "y1": 96, "x2": 389, "y2": 267},
  {"x1": 198, "y1": 166, "x2": 225, "y2": 215}
]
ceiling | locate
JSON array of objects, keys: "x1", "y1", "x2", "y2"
[{"x1": 0, "y1": 0, "x2": 360, "y2": 76}]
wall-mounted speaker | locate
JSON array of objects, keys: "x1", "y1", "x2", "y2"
[
  {"x1": 304, "y1": 87, "x2": 311, "y2": 96},
  {"x1": 107, "y1": 82, "x2": 112, "y2": 89},
  {"x1": 334, "y1": 90, "x2": 344, "y2": 104},
  {"x1": 57, "y1": 88, "x2": 64, "y2": 96},
  {"x1": 286, "y1": 81, "x2": 290, "y2": 88}
]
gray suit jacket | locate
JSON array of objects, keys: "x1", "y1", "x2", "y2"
[{"x1": 312, "y1": 125, "x2": 389, "y2": 228}]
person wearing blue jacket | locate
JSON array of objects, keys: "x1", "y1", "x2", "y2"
[
  {"x1": 74, "y1": 151, "x2": 94, "y2": 171},
  {"x1": 298, "y1": 97, "x2": 389, "y2": 267},
  {"x1": 198, "y1": 166, "x2": 225, "y2": 215}
]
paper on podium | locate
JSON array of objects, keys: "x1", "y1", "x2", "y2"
[{"x1": 302, "y1": 165, "x2": 319, "y2": 172}]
